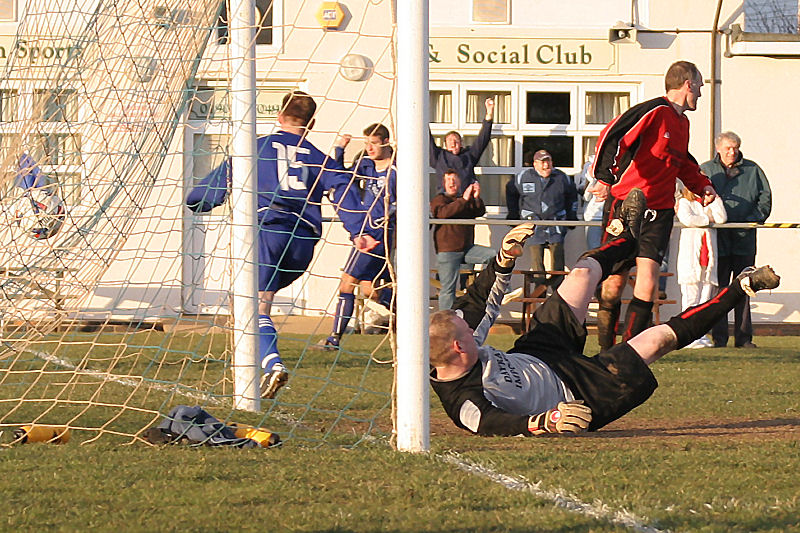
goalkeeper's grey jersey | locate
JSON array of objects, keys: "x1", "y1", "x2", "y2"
[
  {"x1": 478, "y1": 345, "x2": 573, "y2": 416},
  {"x1": 473, "y1": 268, "x2": 573, "y2": 416}
]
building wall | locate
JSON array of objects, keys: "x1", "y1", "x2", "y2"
[{"x1": 1, "y1": 1, "x2": 797, "y2": 324}]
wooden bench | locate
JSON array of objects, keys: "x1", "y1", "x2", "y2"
[
  {"x1": 429, "y1": 268, "x2": 479, "y2": 303},
  {"x1": 0, "y1": 266, "x2": 76, "y2": 330},
  {"x1": 513, "y1": 269, "x2": 676, "y2": 330}
]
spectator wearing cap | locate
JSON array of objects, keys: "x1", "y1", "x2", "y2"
[{"x1": 506, "y1": 149, "x2": 578, "y2": 289}]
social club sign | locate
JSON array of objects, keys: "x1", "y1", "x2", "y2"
[{"x1": 429, "y1": 38, "x2": 614, "y2": 70}]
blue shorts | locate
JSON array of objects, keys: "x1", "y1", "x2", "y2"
[
  {"x1": 343, "y1": 239, "x2": 391, "y2": 283},
  {"x1": 258, "y1": 225, "x2": 318, "y2": 292}
]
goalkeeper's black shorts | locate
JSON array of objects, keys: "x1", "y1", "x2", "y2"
[{"x1": 512, "y1": 290, "x2": 658, "y2": 431}]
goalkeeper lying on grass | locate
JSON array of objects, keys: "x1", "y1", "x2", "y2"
[{"x1": 429, "y1": 188, "x2": 780, "y2": 436}]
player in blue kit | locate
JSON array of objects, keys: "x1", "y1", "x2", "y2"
[
  {"x1": 317, "y1": 123, "x2": 397, "y2": 349},
  {"x1": 186, "y1": 91, "x2": 377, "y2": 399}
]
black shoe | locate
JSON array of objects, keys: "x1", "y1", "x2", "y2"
[
  {"x1": 607, "y1": 188, "x2": 647, "y2": 241},
  {"x1": 142, "y1": 427, "x2": 175, "y2": 445},
  {"x1": 713, "y1": 341, "x2": 727, "y2": 348},
  {"x1": 735, "y1": 341, "x2": 758, "y2": 349},
  {"x1": 736, "y1": 266, "x2": 780, "y2": 296}
]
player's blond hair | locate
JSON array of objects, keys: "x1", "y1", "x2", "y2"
[{"x1": 429, "y1": 309, "x2": 459, "y2": 366}]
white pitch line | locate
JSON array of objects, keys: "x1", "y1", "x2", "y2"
[
  {"x1": 25, "y1": 346, "x2": 665, "y2": 533},
  {"x1": 24, "y1": 348, "x2": 307, "y2": 428},
  {"x1": 27, "y1": 348, "x2": 223, "y2": 404},
  {"x1": 440, "y1": 451, "x2": 669, "y2": 533}
]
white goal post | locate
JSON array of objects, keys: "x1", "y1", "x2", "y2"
[{"x1": 395, "y1": 0, "x2": 431, "y2": 453}]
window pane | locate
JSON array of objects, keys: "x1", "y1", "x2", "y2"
[
  {"x1": 32, "y1": 134, "x2": 81, "y2": 165},
  {"x1": 582, "y1": 136, "x2": 598, "y2": 164},
  {"x1": 218, "y1": 0, "x2": 274, "y2": 44},
  {"x1": 0, "y1": 89, "x2": 17, "y2": 122},
  {"x1": 52, "y1": 171, "x2": 81, "y2": 207},
  {"x1": 429, "y1": 91, "x2": 452, "y2": 123},
  {"x1": 522, "y1": 136, "x2": 573, "y2": 168},
  {"x1": 466, "y1": 91, "x2": 511, "y2": 124},
  {"x1": 462, "y1": 135, "x2": 514, "y2": 166},
  {"x1": 472, "y1": 0, "x2": 509, "y2": 23},
  {"x1": 745, "y1": 0, "x2": 799, "y2": 33},
  {"x1": 0, "y1": 133, "x2": 18, "y2": 164},
  {"x1": 477, "y1": 174, "x2": 513, "y2": 206},
  {"x1": 35, "y1": 89, "x2": 77, "y2": 122},
  {"x1": 526, "y1": 92, "x2": 570, "y2": 124},
  {"x1": 0, "y1": 0, "x2": 14, "y2": 21},
  {"x1": 585, "y1": 92, "x2": 630, "y2": 124}
]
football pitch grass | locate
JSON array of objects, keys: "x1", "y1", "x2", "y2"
[{"x1": 1, "y1": 332, "x2": 798, "y2": 532}]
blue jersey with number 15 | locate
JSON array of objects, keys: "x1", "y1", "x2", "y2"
[{"x1": 186, "y1": 130, "x2": 365, "y2": 239}]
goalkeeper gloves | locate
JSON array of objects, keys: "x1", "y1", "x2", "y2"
[
  {"x1": 528, "y1": 401, "x2": 592, "y2": 436},
  {"x1": 497, "y1": 222, "x2": 535, "y2": 268}
]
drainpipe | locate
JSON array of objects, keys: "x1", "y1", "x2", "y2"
[{"x1": 709, "y1": 0, "x2": 724, "y2": 158}]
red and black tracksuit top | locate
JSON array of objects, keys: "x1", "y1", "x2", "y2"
[{"x1": 590, "y1": 96, "x2": 712, "y2": 210}]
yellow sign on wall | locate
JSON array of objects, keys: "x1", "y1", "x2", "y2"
[{"x1": 316, "y1": 2, "x2": 344, "y2": 30}]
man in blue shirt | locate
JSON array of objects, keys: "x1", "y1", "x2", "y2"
[
  {"x1": 186, "y1": 91, "x2": 377, "y2": 399},
  {"x1": 318, "y1": 123, "x2": 397, "y2": 349},
  {"x1": 506, "y1": 149, "x2": 578, "y2": 289}
]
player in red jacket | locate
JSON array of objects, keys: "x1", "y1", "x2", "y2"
[{"x1": 589, "y1": 61, "x2": 718, "y2": 349}]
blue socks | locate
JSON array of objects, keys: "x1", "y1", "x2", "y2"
[
  {"x1": 332, "y1": 292, "x2": 356, "y2": 337},
  {"x1": 259, "y1": 314, "x2": 282, "y2": 373}
]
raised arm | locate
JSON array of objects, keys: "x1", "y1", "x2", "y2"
[
  {"x1": 453, "y1": 223, "x2": 535, "y2": 337},
  {"x1": 465, "y1": 98, "x2": 495, "y2": 162}
]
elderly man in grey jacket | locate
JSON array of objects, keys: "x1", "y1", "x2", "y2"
[{"x1": 701, "y1": 131, "x2": 772, "y2": 349}]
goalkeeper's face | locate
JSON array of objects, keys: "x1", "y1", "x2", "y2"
[{"x1": 451, "y1": 315, "x2": 479, "y2": 362}]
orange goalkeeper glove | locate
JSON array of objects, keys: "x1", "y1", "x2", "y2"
[{"x1": 528, "y1": 401, "x2": 592, "y2": 435}]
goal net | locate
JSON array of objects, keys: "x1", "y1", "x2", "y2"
[{"x1": 0, "y1": 0, "x2": 397, "y2": 447}]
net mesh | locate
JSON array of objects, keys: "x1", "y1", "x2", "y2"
[{"x1": 0, "y1": 0, "x2": 397, "y2": 447}]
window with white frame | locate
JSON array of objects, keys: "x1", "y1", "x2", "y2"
[
  {"x1": 429, "y1": 82, "x2": 637, "y2": 211},
  {"x1": 745, "y1": 0, "x2": 799, "y2": 33},
  {"x1": 472, "y1": 0, "x2": 510, "y2": 24},
  {"x1": 217, "y1": 0, "x2": 278, "y2": 45},
  {"x1": 0, "y1": 89, "x2": 17, "y2": 122},
  {"x1": 17, "y1": 88, "x2": 84, "y2": 205},
  {"x1": 0, "y1": 0, "x2": 15, "y2": 21}
]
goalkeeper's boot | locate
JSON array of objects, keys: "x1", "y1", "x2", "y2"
[
  {"x1": 606, "y1": 187, "x2": 647, "y2": 241},
  {"x1": 260, "y1": 363, "x2": 289, "y2": 400},
  {"x1": 736, "y1": 266, "x2": 780, "y2": 296}
]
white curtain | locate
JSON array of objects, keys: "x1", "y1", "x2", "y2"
[
  {"x1": 464, "y1": 135, "x2": 513, "y2": 167},
  {"x1": 585, "y1": 92, "x2": 630, "y2": 124},
  {"x1": 0, "y1": 90, "x2": 17, "y2": 122},
  {"x1": 429, "y1": 91, "x2": 451, "y2": 123},
  {"x1": 582, "y1": 136, "x2": 598, "y2": 164},
  {"x1": 466, "y1": 91, "x2": 510, "y2": 123}
]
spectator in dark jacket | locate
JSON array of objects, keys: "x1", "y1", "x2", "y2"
[
  {"x1": 430, "y1": 98, "x2": 494, "y2": 195},
  {"x1": 431, "y1": 170, "x2": 496, "y2": 310},
  {"x1": 506, "y1": 149, "x2": 578, "y2": 289},
  {"x1": 701, "y1": 131, "x2": 772, "y2": 349}
]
